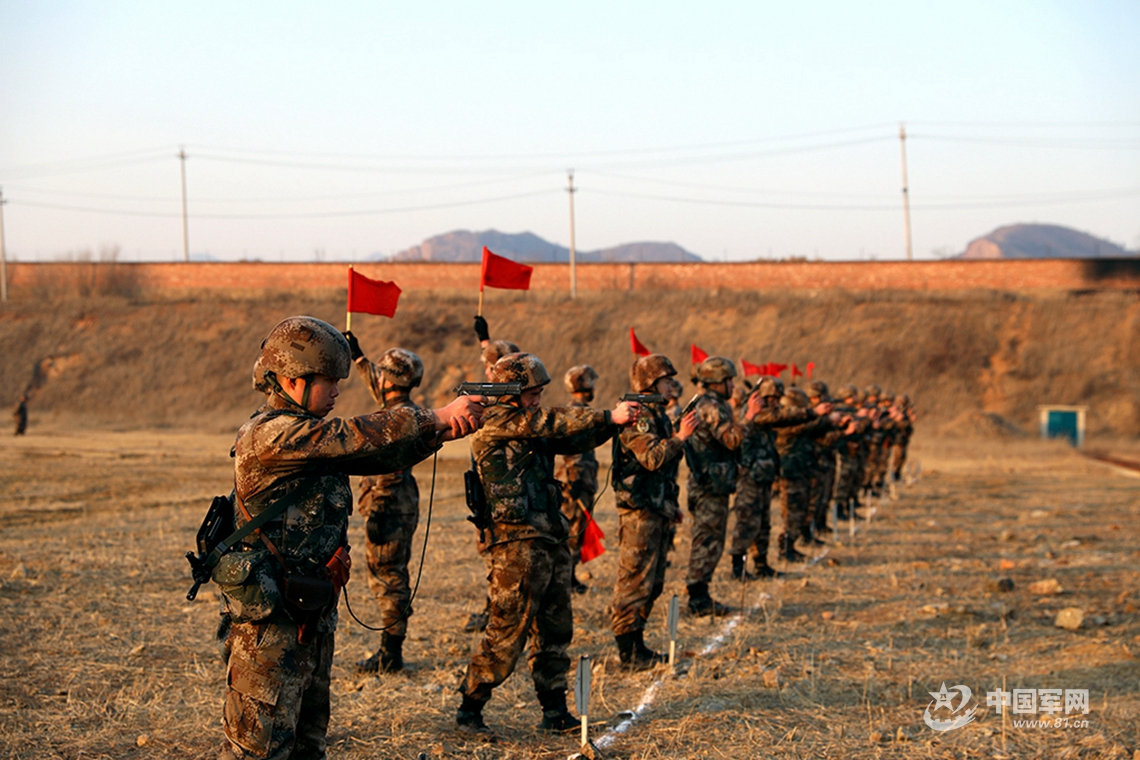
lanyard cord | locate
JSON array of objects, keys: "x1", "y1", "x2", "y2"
[{"x1": 342, "y1": 448, "x2": 438, "y2": 633}]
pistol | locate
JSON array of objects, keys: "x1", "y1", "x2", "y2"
[
  {"x1": 454, "y1": 382, "x2": 522, "y2": 397},
  {"x1": 622, "y1": 393, "x2": 666, "y2": 405}
]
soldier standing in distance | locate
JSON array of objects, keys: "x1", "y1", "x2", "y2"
[
  {"x1": 456, "y1": 352, "x2": 639, "y2": 738},
  {"x1": 683, "y1": 356, "x2": 758, "y2": 615},
  {"x1": 890, "y1": 394, "x2": 917, "y2": 483},
  {"x1": 554, "y1": 365, "x2": 601, "y2": 593},
  {"x1": 220, "y1": 316, "x2": 483, "y2": 760},
  {"x1": 465, "y1": 316, "x2": 521, "y2": 634},
  {"x1": 774, "y1": 387, "x2": 839, "y2": 562},
  {"x1": 832, "y1": 384, "x2": 873, "y2": 519},
  {"x1": 611, "y1": 355, "x2": 698, "y2": 669},
  {"x1": 12, "y1": 394, "x2": 28, "y2": 435},
  {"x1": 871, "y1": 391, "x2": 901, "y2": 494},
  {"x1": 805, "y1": 380, "x2": 847, "y2": 542},
  {"x1": 342, "y1": 333, "x2": 426, "y2": 674},
  {"x1": 730, "y1": 376, "x2": 813, "y2": 580},
  {"x1": 860, "y1": 384, "x2": 885, "y2": 497}
]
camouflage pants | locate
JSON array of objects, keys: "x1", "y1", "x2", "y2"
[
  {"x1": 611, "y1": 507, "x2": 672, "y2": 636},
  {"x1": 461, "y1": 538, "x2": 573, "y2": 703},
  {"x1": 810, "y1": 455, "x2": 837, "y2": 532},
  {"x1": 361, "y1": 479, "x2": 419, "y2": 637},
  {"x1": 835, "y1": 452, "x2": 863, "y2": 513},
  {"x1": 730, "y1": 475, "x2": 772, "y2": 565},
  {"x1": 686, "y1": 486, "x2": 730, "y2": 586},
  {"x1": 890, "y1": 441, "x2": 909, "y2": 479},
  {"x1": 871, "y1": 439, "x2": 893, "y2": 488},
  {"x1": 779, "y1": 477, "x2": 812, "y2": 544},
  {"x1": 561, "y1": 480, "x2": 596, "y2": 568},
  {"x1": 222, "y1": 621, "x2": 333, "y2": 760}
]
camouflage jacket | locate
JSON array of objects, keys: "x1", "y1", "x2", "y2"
[
  {"x1": 613, "y1": 402, "x2": 683, "y2": 516},
  {"x1": 219, "y1": 395, "x2": 440, "y2": 626},
  {"x1": 472, "y1": 403, "x2": 616, "y2": 545},
  {"x1": 834, "y1": 404, "x2": 871, "y2": 459},
  {"x1": 775, "y1": 414, "x2": 835, "y2": 481},
  {"x1": 354, "y1": 358, "x2": 419, "y2": 511},
  {"x1": 740, "y1": 402, "x2": 814, "y2": 484},
  {"x1": 554, "y1": 399, "x2": 600, "y2": 495},
  {"x1": 683, "y1": 391, "x2": 744, "y2": 496}
]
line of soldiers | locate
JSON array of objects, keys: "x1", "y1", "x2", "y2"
[{"x1": 213, "y1": 315, "x2": 917, "y2": 757}]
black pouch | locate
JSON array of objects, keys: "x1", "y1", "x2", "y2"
[{"x1": 283, "y1": 574, "x2": 334, "y2": 645}]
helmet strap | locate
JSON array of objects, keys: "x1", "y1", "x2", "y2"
[{"x1": 266, "y1": 372, "x2": 313, "y2": 414}]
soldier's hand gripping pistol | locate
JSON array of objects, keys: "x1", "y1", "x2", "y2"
[
  {"x1": 622, "y1": 392, "x2": 666, "y2": 405},
  {"x1": 454, "y1": 382, "x2": 522, "y2": 401}
]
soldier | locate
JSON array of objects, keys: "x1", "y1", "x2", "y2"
[
  {"x1": 219, "y1": 316, "x2": 483, "y2": 760},
  {"x1": 860, "y1": 384, "x2": 885, "y2": 497},
  {"x1": 341, "y1": 333, "x2": 425, "y2": 674},
  {"x1": 611, "y1": 355, "x2": 697, "y2": 669},
  {"x1": 805, "y1": 380, "x2": 846, "y2": 542},
  {"x1": 456, "y1": 353, "x2": 639, "y2": 738},
  {"x1": 465, "y1": 318, "x2": 520, "y2": 634},
  {"x1": 12, "y1": 394, "x2": 28, "y2": 436},
  {"x1": 774, "y1": 388, "x2": 840, "y2": 562},
  {"x1": 663, "y1": 376, "x2": 684, "y2": 424},
  {"x1": 554, "y1": 365, "x2": 601, "y2": 593},
  {"x1": 730, "y1": 376, "x2": 813, "y2": 580},
  {"x1": 890, "y1": 394, "x2": 917, "y2": 483},
  {"x1": 683, "y1": 356, "x2": 758, "y2": 615},
  {"x1": 871, "y1": 391, "x2": 900, "y2": 494},
  {"x1": 832, "y1": 384, "x2": 872, "y2": 519}
]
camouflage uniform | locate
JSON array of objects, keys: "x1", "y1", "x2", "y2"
[
  {"x1": 354, "y1": 359, "x2": 421, "y2": 641},
  {"x1": 13, "y1": 396, "x2": 27, "y2": 436},
  {"x1": 221, "y1": 396, "x2": 440, "y2": 760},
  {"x1": 833, "y1": 397, "x2": 871, "y2": 518},
  {"x1": 775, "y1": 405, "x2": 834, "y2": 558},
  {"x1": 460, "y1": 402, "x2": 615, "y2": 710},
  {"x1": 611, "y1": 402, "x2": 683, "y2": 636},
  {"x1": 554, "y1": 398, "x2": 600, "y2": 578},
  {"x1": 683, "y1": 391, "x2": 744, "y2": 588},
  {"x1": 732, "y1": 397, "x2": 812, "y2": 572},
  {"x1": 890, "y1": 399, "x2": 916, "y2": 480}
]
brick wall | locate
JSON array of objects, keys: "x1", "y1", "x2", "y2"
[{"x1": 7, "y1": 258, "x2": 1140, "y2": 294}]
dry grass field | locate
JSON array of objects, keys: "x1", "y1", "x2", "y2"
[{"x1": 2, "y1": 426, "x2": 1139, "y2": 759}]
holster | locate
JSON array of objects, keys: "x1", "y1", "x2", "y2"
[{"x1": 283, "y1": 575, "x2": 334, "y2": 645}]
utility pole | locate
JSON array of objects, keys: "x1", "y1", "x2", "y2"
[
  {"x1": 0, "y1": 186, "x2": 8, "y2": 302},
  {"x1": 179, "y1": 147, "x2": 190, "y2": 262},
  {"x1": 567, "y1": 170, "x2": 577, "y2": 299},
  {"x1": 899, "y1": 124, "x2": 913, "y2": 261}
]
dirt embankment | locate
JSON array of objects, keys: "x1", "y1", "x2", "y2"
[{"x1": 1, "y1": 288, "x2": 1138, "y2": 437}]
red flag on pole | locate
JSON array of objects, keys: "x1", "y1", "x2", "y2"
[
  {"x1": 806, "y1": 361, "x2": 816, "y2": 379},
  {"x1": 741, "y1": 359, "x2": 764, "y2": 377},
  {"x1": 480, "y1": 246, "x2": 533, "y2": 291},
  {"x1": 691, "y1": 344, "x2": 709, "y2": 365},
  {"x1": 347, "y1": 268, "x2": 401, "y2": 318},
  {"x1": 770, "y1": 363, "x2": 788, "y2": 377},
  {"x1": 630, "y1": 327, "x2": 651, "y2": 357},
  {"x1": 791, "y1": 363, "x2": 803, "y2": 380},
  {"x1": 579, "y1": 511, "x2": 606, "y2": 563}
]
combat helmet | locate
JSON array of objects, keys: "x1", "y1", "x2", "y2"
[
  {"x1": 630, "y1": 354, "x2": 677, "y2": 393},
  {"x1": 564, "y1": 365, "x2": 599, "y2": 394},
  {"x1": 836, "y1": 384, "x2": 859, "y2": 402},
  {"x1": 378, "y1": 348, "x2": 424, "y2": 389},
  {"x1": 806, "y1": 380, "x2": 830, "y2": 401},
  {"x1": 481, "y1": 339, "x2": 521, "y2": 368},
  {"x1": 782, "y1": 387, "x2": 810, "y2": 409},
  {"x1": 879, "y1": 390, "x2": 895, "y2": 405},
  {"x1": 757, "y1": 376, "x2": 784, "y2": 398},
  {"x1": 695, "y1": 356, "x2": 737, "y2": 385},
  {"x1": 863, "y1": 384, "x2": 882, "y2": 402},
  {"x1": 491, "y1": 352, "x2": 551, "y2": 392},
  {"x1": 897, "y1": 393, "x2": 911, "y2": 409},
  {"x1": 253, "y1": 316, "x2": 351, "y2": 392}
]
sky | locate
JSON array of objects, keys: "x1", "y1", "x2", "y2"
[{"x1": 1, "y1": 1, "x2": 1137, "y2": 263}]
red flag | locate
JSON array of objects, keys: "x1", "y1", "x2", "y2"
[
  {"x1": 741, "y1": 359, "x2": 764, "y2": 377},
  {"x1": 480, "y1": 246, "x2": 533, "y2": 290},
  {"x1": 579, "y1": 511, "x2": 606, "y2": 563},
  {"x1": 806, "y1": 361, "x2": 815, "y2": 379},
  {"x1": 770, "y1": 363, "x2": 788, "y2": 377},
  {"x1": 791, "y1": 363, "x2": 803, "y2": 379},
  {"x1": 691, "y1": 344, "x2": 708, "y2": 365},
  {"x1": 630, "y1": 327, "x2": 651, "y2": 357},
  {"x1": 347, "y1": 268, "x2": 401, "y2": 318}
]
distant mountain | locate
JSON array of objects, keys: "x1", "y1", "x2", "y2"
[
  {"x1": 959, "y1": 224, "x2": 1134, "y2": 259},
  {"x1": 377, "y1": 229, "x2": 701, "y2": 263}
]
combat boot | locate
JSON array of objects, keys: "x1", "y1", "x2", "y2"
[
  {"x1": 686, "y1": 582, "x2": 733, "y2": 617},
  {"x1": 536, "y1": 689, "x2": 578, "y2": 732},
  {"x1": 780, "y1": 533, "x2": 808, "y2": 563},
  {"x1": 615, "y1": 631, "x2": 667, "y2": 671},
  {"x1": 379, "y1": 632, "x2": 404, "y2": 673},
  {"x1": 456, "y1": 695, "x2": 495, "y2": 741},
  {"x1": 730, "y1": 554, "x2": 758, "y2": 582},
  {"x1": 752, "y1": 562, "x2": 785, "y2": 579}
]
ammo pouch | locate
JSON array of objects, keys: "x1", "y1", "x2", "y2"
[
  {"x1": 213, "y1": 547, "x2": 282, "y2": 624},
  {"x1": 283, "y1": 575, "x2": 335, "y2": 645}
]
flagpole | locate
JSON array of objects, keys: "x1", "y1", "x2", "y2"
[
  {"x1": 478, "y1": 287, "x2": 484, "y2": 317},
  {"x1": 346, "y1": 265, "x2": 353, "y2": 332}
]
